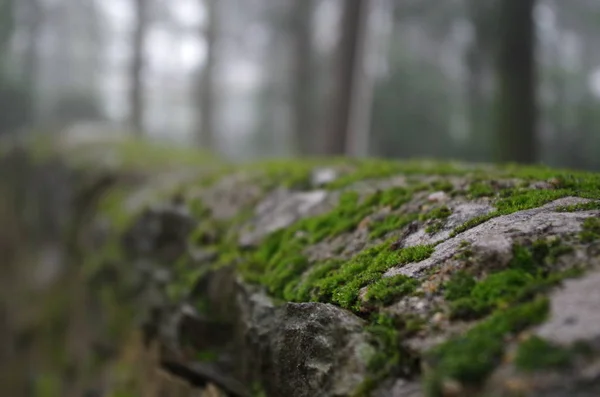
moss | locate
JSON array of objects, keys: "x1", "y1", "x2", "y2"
[
  {"x1": 194, "y1": 349, "x2": 220, "y2": 363},
  {"x1": 253, "y1": 159, "x2": 320, "y2": 190},
  {"x1": 468, "y1": 181, "x2": 495, "y2": 198},
  {"x1": 236, "y1": 182, "x2": 432, "y2": 310},
  {"x1": 354, "y1": 314, "x2": 421, "y2": 396},
  {"x1": 514, "y1": 336, "x2": 572, "y2": 372},
  {"x1": 555, "y1": 201, "x2": 600, "y2": 212},
  {"x1": 446, "y1": 240, "x2": 575, "y2": 321},
  {"x1": 424, "y1": 298, "x2": 549, "y2": 395},
  {"x1": 450, "y1": 214, "x2": 495, "y2": 237},
  {"x1": 580, "y1": 217, "x2": 600, "y2": 242},
  {"x1": 495, "y1": 189, "x2": 569, "y2": 212},
  {"x1": 430, "y1": 180, "x2": 454, "y2": 192},
  {"x1": 450, "y1": 166, "x2": 600, "y2": 236},
  {"x1": 285, "y1": 259, "x2": 342, "y2": 302},
  {"x1": 421, "y1": 205, "x2": 452, "y2": 221},
  {"x1": 34, "y1": 372, "x2": 62, "y2": 397},
  {"x1": 420, "y1": 206, "x2": 451, "y2": 235},
  {"x1": 443, "y1": 270, "x2": 476, "y2": 301},
  {"x1": 251, "y1": 383, "x2": 268, "y2": 397},
  {"x1": 364, "y1": 275, "x2": 419, "y2": 305},
  {"x1": 97, "y1": 187, "x2": 134, "y2": 233},
  {"x1": 369, "y1": 214, "x2": 417, "y2": 239},
  {"x1": 326, "y1": 159, "x2": 471, "y2": 190},
  {"x1": 312, "y1": 244, "x2": 433, "y2": 310},
  {"x1": 425, "y1": 222, "x2": 443, "y2": 234}
]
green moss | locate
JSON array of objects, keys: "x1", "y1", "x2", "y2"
[
  {"x1": 354, "y1": 314, "x2": 421, "y2": 396},
  {"x1": 97, "y1": 187, "x2": 133, "y2": 233},
  {"x1": 251, "y1": 383, "x2": 267, "y2": 397},
  {"x1": 253, "y1": 159, "x2": 320, "y2": 190},
  {"x1": 580, "y1": 217, "x2": 600, "y2": 242},
  {"x1": 312, "y1": 244, "x2": 433, "y2": 310},
  {"x1": 468, "y1": 181, "x2": 495, "y2": 198},
  {"x1": 420, "y1": 206, "x2": 452, "y2": 235},
  {"x1": 34, "y1": 372, "x2": 61, "y2": 397},
  {"x1": 425, "y1": 298, "x2": 549, "y2": 395},
  {"x1": 194, "y1": 349, "x2": 220, "y2": 363},
  {"x1": 555, "y1": 201, "x2": 600, "y2": 212},
  {"x1": 364, "y1": 275, "x2": 419, "y2": 305},
  {"x1": 235, "y1": 182, "x2": 433, "y2": 310},
  {"x1": 285, "y1": 259, "x2": 343, "y2": 302},
  {"x1": 514, "y1": 336, "x2": 572, "y2": 372},
  {"x1": 369, "y1": 214, "x2": 417, "y2": 239},
  {"x1": 425, "y1": 221, "x2": 443, "y2": 234},
  {"x1": 443, "y1": 271, "x2": 476, "y2": 301},
  {"x1": 446, "y1": 240, "x2": 575, "y2": 321},
  {"x1": 450, "y1": 269, "x2": 535, "y2": 319},
  {"x1": 420, "y1": 206, "x2": 452, "y2": 221},
  {"x1": 495, "y1": 189, "x2": 569, "y2": 212},
  {"x1": 430, "y1": 180, "x2": 454, "y2": 192},
  {"x1": 450, "y1": 214, "x2": 495, "y2": 237},
  {"x1": 450, "y1": 165, "x2": 600, "y2": 236}
]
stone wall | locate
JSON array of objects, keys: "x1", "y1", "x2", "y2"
[{"x1": 3, "y1": 136, "x2": 600, "y2": 397}]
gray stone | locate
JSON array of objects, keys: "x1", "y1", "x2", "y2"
[
  {"x1": 385, "y1": 197, "x2": 598, "y2": 279},
  {"x1": 239, "y1": 188, "x2": 334, "y2": 247},
  {"x1": 266, "y1": 302, "x2": 373, "y2": 397},
  {"x1": 536, "y1": 270, "x2": 600, "y2": 346}
]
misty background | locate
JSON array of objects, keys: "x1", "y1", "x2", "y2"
[{"x1": 1, "y1": 0, "x2": 600, "y2": 168}]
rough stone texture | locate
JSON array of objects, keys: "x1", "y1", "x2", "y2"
[
  {"x1": 385, "y1": 197, "x2": 597, "y2": 278},
  {"x1": 267, "y1": 303, "x2": 372, "y2": 397},
  {"x1": 239, "y1": 188, "x2": 336, "y2": 247},
  {"x1": 536, "y1": 270, "x2": 600, "y2": 346},
  {"x1": 402, "y1": 200, "x2": 495, "y2": 247}
]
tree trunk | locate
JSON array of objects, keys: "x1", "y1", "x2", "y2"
[
  {"x1": 290, "y1": 0, "x2": 314, "y2": 156},
  {"x1": 23, "y1": 0, "x2": 42, "y2": 123},
  {"x1": 495, "y1": 0, "x2": 537, "y2": 164},
  {"x1": 197, "y1": 0, "x2": 218, "y2": 149},
  {"x1": 324, "y1": 0, "x2": 368, "y2": 155},
  {"x1": 129, "y1": 0, "x2": 148, "y2": 136}
]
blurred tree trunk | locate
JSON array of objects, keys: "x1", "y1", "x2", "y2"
[
  {"x1": 290, "y1": 0, "x2": 315, "y2": 156},
  {"x1": 325, "y1": 0, "x2": 369, "y2": 155},
  {"x1": 464, "y1": 0, "x2": 496, "y2": 161},
  {"x1": 196, "y1": 0, "x2": 218, "y2": 149},
  {"x1": 495, "y1": 0, "x2": 537, "y2": 163},
  {"x1": 22, "y1": 0, "x2": 42, "y2": 122},
  {"x1": 0, "y1": 0, "x2": 15, "y2": 67},
  {"x1": 129, "y1": 0, "x2": 148, "y2": 136}
]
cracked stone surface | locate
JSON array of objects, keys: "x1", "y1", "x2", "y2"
[{"x1": 385, "y1": 197, "x2": 597, "y2": 279}]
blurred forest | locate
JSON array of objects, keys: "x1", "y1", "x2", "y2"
[{"x1": 1, "y1": 0, "x2": 600, "y2": 169}]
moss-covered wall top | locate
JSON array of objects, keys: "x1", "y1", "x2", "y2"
[{"x1": 4, "y1": 134, "x2": 600, "y2": 397}]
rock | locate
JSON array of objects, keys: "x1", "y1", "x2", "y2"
[
  {"x1": 265, "y1": 302, "x2": 372, "y2": 397},
  {"x1": 312, "y1": 168, "x2": 339, "y2": 187},
  {"x1": 239, "y1": 188, "x2": 333, "y2": 247},
  {"x1": 536, "y1": 270, "x2": 600, "y2": 346},
  {"x1": 427, "y1": 191, "x2": 448, "y2": 203},
  {"x1": 385, "y1": 197, "x2": 597, "y2": 278},
  {"x1": 123, "y1": 203, "x2": 196, "y2": 261}
]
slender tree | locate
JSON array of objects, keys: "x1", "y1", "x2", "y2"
[
  {"x1": 289, "y1": 0, "x2": 315, "y2": 156},
  {"x1": 325, "y1": 0, "x2": 369, "y2": 155},
  {"x1": 196, "y1": 0, "x2": 218, "y2": 149},
  {"x1": 495, "y1": 0, "x2": 537, "y2": 163},
  {"x1": 20, "y1": 0, "x2": 42, "y2": 122},
  {"x1": 129, "y1": 0, "x2": 149, "y2": 136},
  {"x1": 464, "y1": 0, "x2": 497, "y2": 161}
]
